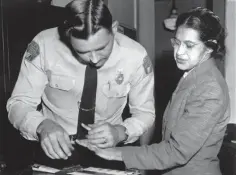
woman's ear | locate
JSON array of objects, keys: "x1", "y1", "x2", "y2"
[
  {"x1": 205, "y1": 39, "x2": 217, "y2": 54},
  {"x1": 112, "y1": 20, "x2": 119, "y2": 34},
  {"x1": 206, "y1": 47, "x2": 213, "y2": 54},
  {"x1": 203, "y1": 48, "x2": 213, "y2": 60}
]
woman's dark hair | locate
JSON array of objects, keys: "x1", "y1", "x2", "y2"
[
  {"x1": 59, "y1": 0, "x2": 113, "y2": 41},
  {"x1": 176, "y1": 7, "x2": 226, "y2": 59}
]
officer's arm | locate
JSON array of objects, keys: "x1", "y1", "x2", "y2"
[
  {"x1": 7, "y1": 36, "x2": 48, "y2": 141},
  {"x1": 122, "y1": 55, "x2": 155, "y2": 144}
]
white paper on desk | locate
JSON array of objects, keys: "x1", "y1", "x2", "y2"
[
  {"x1": 84, "y1": 167, "x2": 131, "y2": 175},
  {"x1": 68, "y1": 172, "x2": 95, "y2": 175},
  {"x1": 32, "y1": 164, "x2": 61, "y2": 173}
]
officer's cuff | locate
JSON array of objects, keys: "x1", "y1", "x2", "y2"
[
  {"x1": 121, "y1": 122, "x2": 141, "y2": 144},
  {"x1": 20, "y1": 111, "x2": 46, "y2": 141}
]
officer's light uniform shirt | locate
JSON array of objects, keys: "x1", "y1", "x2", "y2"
[{"x1": 7, "y1": 28, "x2": 155, "y2": 143}]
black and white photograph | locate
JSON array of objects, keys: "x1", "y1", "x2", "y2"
[{"x1": 0, "y1": 0, "x2": 235, "y2": 175}]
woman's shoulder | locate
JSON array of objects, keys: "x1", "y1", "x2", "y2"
[{"x1": 191, "y1": 59, "x2": 226, "y2": 89}]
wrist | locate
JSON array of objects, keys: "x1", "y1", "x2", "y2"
[
  {"x1": 36, "y1": 119, "x2": 50, "y2": 136},
  {"x1": 114, "y1": 125, "x2": 128, "y2": 143},
  {"x1": 115, "y1": 148, "x2": 123, "y2": 161}
]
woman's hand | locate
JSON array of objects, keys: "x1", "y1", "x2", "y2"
[{"x1": 76, "y1": 139, "x2": 123, "y2": 161}]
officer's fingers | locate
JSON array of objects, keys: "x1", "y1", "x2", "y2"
[
  {"x1": 63, "y1": 132, "x2": 75, "y2": 151},
  {"x1": 75, "y1": 139, "x2": 88, "y2": 147},
  {"x1": 81, "y1": 123, "x2": 91, "y2": 131},
  {"x1": 49, "y1": 134, "x2": 68, "y2": 159},
  {"x1": 88, "y1": 130, "x2": 114, "y2": 143},
  {"x1": 41, "y1": 142, "x2": 54, "y2": 159},
  {"x1": 89, "y1": 137, "x2": 107, "y2": 145},
  {"x1": 98, "y1": 135, "x2": 117, "y2": 148},
  {"x1": 91, "y1": 136, "x2": 113, "y2": 149},
  {"x1": 43, "y1": 138, "x2": 60, "y2": 159},
  {"x1": 88, "y1": 125, "x2": 108, "y2": 135},
  {"x1": 87, "y1": 131, "x2": 105, "y2": 140},
  {"x1": 75, "y1": 140, "x2": 98, "y2": 152},
  {"x1": 57, "y1": 135, "x2": 72, "y2": 158},
  {"x1": 88, "y1": 121, "x2": 106, "y2": 129}
]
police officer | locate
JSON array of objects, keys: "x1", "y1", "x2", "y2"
[{"x1": 7, "y1": 0, "x2": 155, "y2": 169}]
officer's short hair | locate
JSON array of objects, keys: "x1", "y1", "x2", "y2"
[{"x1": 59, "y1": 0, "x2": 113, "y2": 41}]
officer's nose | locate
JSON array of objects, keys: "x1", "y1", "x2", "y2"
[{"x1": 90, "y1": 51, "x2": 99, "y2": 64}]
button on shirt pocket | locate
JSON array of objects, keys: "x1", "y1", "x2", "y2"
[{"x1": 49, "y1": 74, "x2": 76, "y2": 91}]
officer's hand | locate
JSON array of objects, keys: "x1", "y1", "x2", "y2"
[
  {"x1": 36, "y1": 119, "x2": 74, "y2": 160},
  {"x1": 86, "y1": 122, "x2": 127, "y2": 148}
]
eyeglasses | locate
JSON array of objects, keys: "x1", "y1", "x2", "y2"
[{"x1": 170, "y1": 37, "x2": 202, "y2": 51}]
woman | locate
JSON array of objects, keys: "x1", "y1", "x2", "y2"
[{"x1": 77, "y1": 7, "x2": 230, "y2": 175}]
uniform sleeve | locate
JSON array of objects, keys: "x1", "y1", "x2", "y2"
[
  {"x1": 122, "y1": 54, "x2": 155, "y2": 144},
  {"x1": 121, "y1": 80, "x2": 228, "y2": 170},
  {"x1": 6, "y1": 36, "x2": 48, "y2": 141}
]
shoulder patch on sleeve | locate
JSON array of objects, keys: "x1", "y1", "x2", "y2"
[
  {"x1": 143, "y1": 55, "x2": 153, "y2": 74},
  {"x1": 25, "y1": 41, "x2": 40, "y2": 62}
]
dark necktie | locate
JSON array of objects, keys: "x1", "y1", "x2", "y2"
[{"x1": 76, "y1": 65, "x2": 97, "y2": 140}]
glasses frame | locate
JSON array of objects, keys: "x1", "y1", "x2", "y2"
[{"x1": 170, "y1": 37, "x2": 203, "y2": 52}]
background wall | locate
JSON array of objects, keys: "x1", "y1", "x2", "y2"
[
  {"x1": 108, "y1": 0, "x2": 156, "y2": 63},
  {"x1": 213, "y1": 0, "x2": 225, "y2": 26},
  {"x1": 225, "y1": 0, "x2": 236, "y2": 124},
  {"x1": 108, "y1": 0, "x2": 136, "y2": 29},
  {"x1": 138, "y1": 1, "x2": 156, "y2": 64}
]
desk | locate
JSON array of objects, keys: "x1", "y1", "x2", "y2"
[
  {"x1": 1, "y1": 168, "x2": 52, "y2": 175},
  {"x1": 2, "y1": 169, "x2": 80, "y2": 175},
  {"x1": 2, "y1": 166, "x2": 140, "y2": 175}
]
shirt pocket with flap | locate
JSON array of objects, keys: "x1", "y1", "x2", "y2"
[
  {"x1": 99, "y1": 81, "x2": 130, "y2": 117},
  {"x1": 49, "y1": 74, "x2": 76, "y2": 91},
  {"x1": 45, "y1": 74, "x2": 77, "y2": 111},
  {"x1": 102, "y1": 80, "x2": 130, "y2": 98}
]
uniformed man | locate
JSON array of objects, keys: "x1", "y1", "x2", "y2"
[{"x1": 7, "y1": 0, "x2": 155, "y2": 170}]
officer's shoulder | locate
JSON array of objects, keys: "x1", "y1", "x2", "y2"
[
  {"x1": 115, "y1": 32, "x2": 147, "y2": 56},
  {"x1": 35, "y1": 27, "x2": 59, "y2": 42}
]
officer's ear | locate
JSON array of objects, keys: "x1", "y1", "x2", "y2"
[{"x1": 111, "y1": 20, "x2": 119, "y2": 34}]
